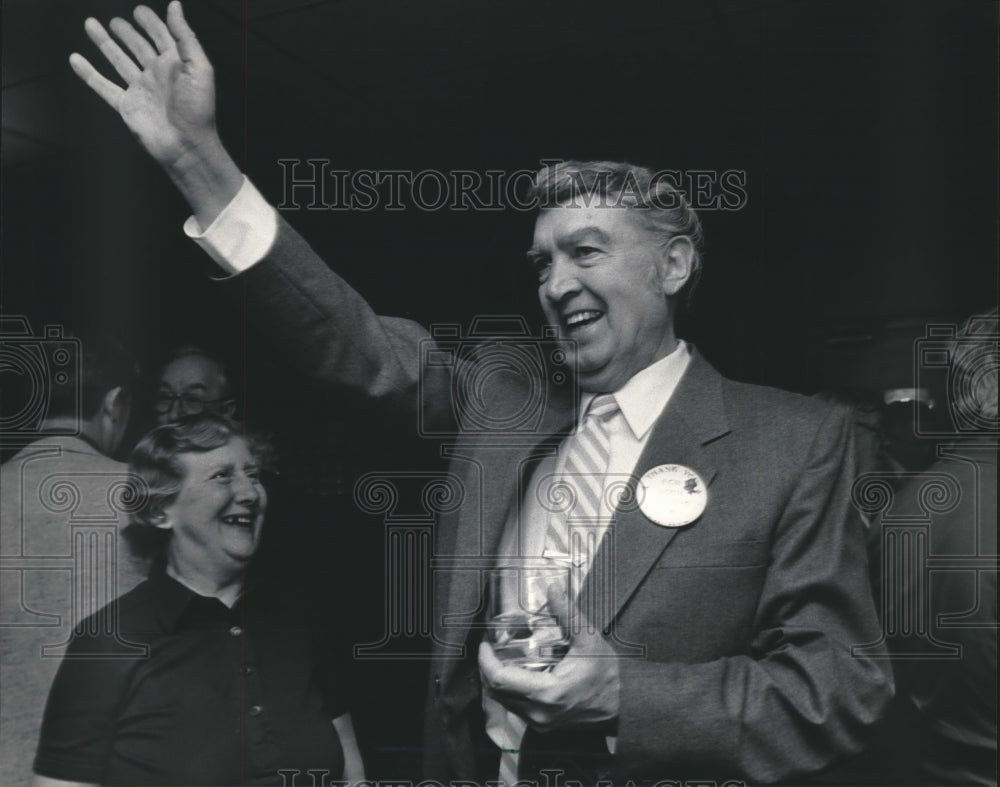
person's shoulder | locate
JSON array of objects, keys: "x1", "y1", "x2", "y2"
[
  {"x1": 82, "y1": 451, "x2": 129, "y2": 472},
  {"x1": 1, "y1": 438, "x2": 131, "y2": 537},
  {"x1": 897, "y1": 450, "x2": 998, "y2": 554},
  {"x1": 69, "y1": 576, "x2": 160, "y2": 650},
  {"x1": 686, "y1": 348, "x2": 833, "y2": 413},
  {"x1": 901, "y1": 449, "x2": 998, "y2": 495},
  {"x1": 1, "y1": 439, "x2": 54, "y2": 476},
  {"x1": 720, "y1": 375, "x2": 847, "y2": 431},
  {"x1": 1, "y1": 436, "x2": 127, "y2": 473}
]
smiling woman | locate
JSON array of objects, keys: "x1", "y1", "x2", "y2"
[
  {"x1": 124, "y1": 414, "x2": 271, "y2": 603},
  {"x1": 31, "y1": 414, "x2": 366, "y2": 787}
]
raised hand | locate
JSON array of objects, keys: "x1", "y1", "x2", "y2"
[
  {"x1": 70, "y1": 2, "x2": 216, "y2": 169},
  {"x1": 70, "y1": 1, "x2": 241, "y2": 225}
]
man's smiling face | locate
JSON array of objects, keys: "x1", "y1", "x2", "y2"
[{"x1": 529, "y1": 205, "x2": 682, "y2": 393}]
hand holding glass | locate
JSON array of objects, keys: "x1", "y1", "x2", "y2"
[{"x1": 486, "y1": 564, "x2": 571, "y2": 670}]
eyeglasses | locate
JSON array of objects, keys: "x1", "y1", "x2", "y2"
[{"x1": 154, "y1": 392, "x2": 232, "y2": 415}]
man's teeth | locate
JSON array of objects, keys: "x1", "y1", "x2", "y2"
[
  {"x1": 222, "y1": 514, "x2": 253, "y2": 526},
  {"x1": 565, "y1": 310, "x2": 603, "y2": 328}
]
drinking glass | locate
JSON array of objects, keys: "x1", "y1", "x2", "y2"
[{"x1": 485, "y1": 561, "x2": 571, "y2": 670}]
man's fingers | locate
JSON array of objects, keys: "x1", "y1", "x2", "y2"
[
  {"x1": 478, "y1": 640, "x2": 505, "y2": 688},
  {"x1": 83, "y1": 17, "x2": 141, "y2": 83},
  {"x1": 68, "y1": 52, "x2": 123, "y2": 110},
  {"x1": 109, "y1": 17, "x2": 157, "y2": 67},
  {"x1": 478, "y1": 642, "x2": 548, "y2": 693},
  {"x1": 133, "y1": 5, "x2": 175, "y2": 54},
  {"x1": 166, "y1": 2, "x2": 209, "y2": 67}
]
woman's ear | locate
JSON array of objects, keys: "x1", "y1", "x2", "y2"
[
  {"x1": 148, "y1": 506, "x2": 173, "y2": 531},
  {"x1": 657, "y1": 235, "x2": 694, "y2": 297}
]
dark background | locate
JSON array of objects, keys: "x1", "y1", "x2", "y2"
[{"x1": 3, "y1": 0, "x2": 998, "y2": 776}]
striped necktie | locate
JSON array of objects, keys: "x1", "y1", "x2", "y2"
[{"x1": 544, "y1": 393, "x2": 620, "y2": 557}]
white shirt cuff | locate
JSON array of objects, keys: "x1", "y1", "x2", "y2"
[{"x1": 183, "y1": 176, "x2": 278, "y2": 277}]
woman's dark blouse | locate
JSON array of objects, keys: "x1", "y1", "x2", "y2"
[{"x1": 34, "y1": 570, "x2": 347, "y2": 786}]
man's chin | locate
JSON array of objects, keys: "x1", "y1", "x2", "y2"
[{"x1": 576, "y1": 363, "x2": 618, "y2": 394}]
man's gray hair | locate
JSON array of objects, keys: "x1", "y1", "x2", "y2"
[{"x1": 528, "y1": 160, "x2": 704, "y2": 304}]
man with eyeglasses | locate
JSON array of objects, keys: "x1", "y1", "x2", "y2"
[{"x1": 154, "y1": 346, "x2": 236, "y2": 427}]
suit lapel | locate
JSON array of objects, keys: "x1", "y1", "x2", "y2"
[{"x1": 583, "y1": 351, "x2": 730, "y2": 630}]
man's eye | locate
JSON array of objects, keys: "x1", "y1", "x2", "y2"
[
  {"x1": 211, "y1": 470, "x2": 233, "y2": 482},
  {"x1": 245, "y1": 467, "x2": 262, "y2": 482},
  {"x1": 528, "y1": 256, "x2": 551, "y2": 279},
  {"x1": 572, "y1": 245, "x2": 599, "y2": 258}
]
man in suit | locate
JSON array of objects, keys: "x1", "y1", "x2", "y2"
[
  {"x1": 70, "y1": 4, "x2": 893, "y2": 783},
  {"x1": 0, "y1": 330, "x2": 149, "y2": 787}
]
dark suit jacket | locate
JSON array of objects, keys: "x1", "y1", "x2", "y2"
[{"x1": 235, "y1": 218, "x2": 892, "y2": 784}]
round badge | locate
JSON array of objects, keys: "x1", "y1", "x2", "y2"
[{"x1": 638, "y1": 464, "x2": 708, "y2": 527}]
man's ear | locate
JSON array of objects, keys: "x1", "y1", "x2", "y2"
[
  {"x1": 95, "y1": 386, "x2": 131, "y2": 456},
  {"x1": 221, "y1": 399, "x2": 236, "y2": 418},
  {"x1": 102, "y1": 385, "x2": 133, "y2": 426},
  {"x1": 657, "y1": 235, "x2": 695, "y2": 297}
]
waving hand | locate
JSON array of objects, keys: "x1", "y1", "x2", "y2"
[{"x1": 70, "y1": 1, "x2": 241, "y2": 226}]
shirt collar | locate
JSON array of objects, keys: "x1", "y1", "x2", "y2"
[
  {"x1": 579, "y1": 340, "x2": 691, "y2": 440},
  {"x1": 149, "y1": 569, "x2": 202, "y2": 632},
  {"x1": 149, "y1": 569, "x2": 247, "y2": 632}
]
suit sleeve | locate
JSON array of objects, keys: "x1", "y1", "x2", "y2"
[
  {"x1": 234, "y1": 215, "x2": 452, "y2": 424},
  {"x1": 617, "y1": 406, "x2": 894, "y2": 783}
]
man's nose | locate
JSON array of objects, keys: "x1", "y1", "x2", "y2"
[
  {"x1": 166, "y1": 399, "x2": 185, "y2": 422},
  {"x1": 542, "y1": 256, "x2": 581, "y2": 304}
]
